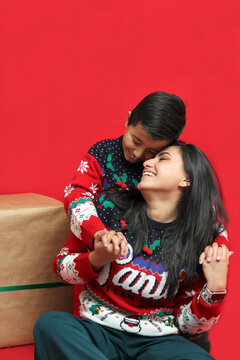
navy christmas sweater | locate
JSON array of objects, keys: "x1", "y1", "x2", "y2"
[{"x1": 63, "y1": 136, "x2": 143, "y2": 248}]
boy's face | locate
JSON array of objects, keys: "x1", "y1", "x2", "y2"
[{"x1": 122, "y1": 112, "x2": 169, "y2": 163}]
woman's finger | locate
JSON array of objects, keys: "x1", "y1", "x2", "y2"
[{"x1": 120, "y1": 239, "x2": 128, "y2": 257}]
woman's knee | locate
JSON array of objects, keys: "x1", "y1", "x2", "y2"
[{"x1": 34, "y1": 311, "x2": 68, "y2": 338}]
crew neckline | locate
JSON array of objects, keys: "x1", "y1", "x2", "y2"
[{"x1": 147, "y1": 216, "x2": 176, "y2": 231}]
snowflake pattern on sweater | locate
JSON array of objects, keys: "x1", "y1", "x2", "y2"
[
  {"x1": 63, "y1": 136, "x2": 143, "y2": 248},
  {"x1": 54, "y1": 194, "x2": 229, "y2": 337}
]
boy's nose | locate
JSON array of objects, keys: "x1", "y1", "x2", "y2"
[{"x1": 134, "y1": 149, "x2": 145, "y2": 161}]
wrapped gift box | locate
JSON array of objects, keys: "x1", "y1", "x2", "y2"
[{"x1": 0, "y1": 193, "x2": 73, "y2": 348}]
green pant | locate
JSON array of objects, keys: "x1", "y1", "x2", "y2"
[{"x1": 34, "y1": 311, "x2": 215, "y2": 360}]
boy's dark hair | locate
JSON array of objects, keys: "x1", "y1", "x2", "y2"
[{"x1": 129, "y1": 91, "x2": 186, "y2": 142}]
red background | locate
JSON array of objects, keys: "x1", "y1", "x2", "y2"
[{"x1": 0, "y1": 1, "x2": 239, "y2": 358}]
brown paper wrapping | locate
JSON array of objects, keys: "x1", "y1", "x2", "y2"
[{"x1": 0, "y1": 193, "x2": 73, "y2": 348}]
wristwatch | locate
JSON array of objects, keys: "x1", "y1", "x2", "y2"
[{"x1": 197, "y1": 283, "x2": 226, "y2": 304}]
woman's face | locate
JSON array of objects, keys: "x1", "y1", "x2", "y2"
[{"x1": 138, "y1": 146, "x2": 189, "y2": 193}]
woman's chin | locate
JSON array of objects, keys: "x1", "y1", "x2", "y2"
[{"x1": 138, "y1": 181, "x2": 148, "y2": 191}]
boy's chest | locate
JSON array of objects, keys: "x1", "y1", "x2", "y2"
[{"x1": 101, "y1": 153, "x2": 143, "y2": 189}]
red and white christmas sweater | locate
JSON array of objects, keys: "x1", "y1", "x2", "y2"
[
  {"x1": 64, "y1": 136, "x2": 143, "y2": 249},
  {"x1": 54, "y1": 194, "x2": 229, "y2": 337}
]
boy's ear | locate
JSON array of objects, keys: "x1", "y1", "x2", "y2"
[
  {"x1": 179, "y1": 178, "x2": 191, "y2": 188},
  {"x1": 125, "y1": 111, "x2": 131, "y2": 128}
]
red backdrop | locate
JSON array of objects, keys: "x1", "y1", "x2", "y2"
[{"x1": 0, "y1": 1, "x2": 239, "y2": 358}]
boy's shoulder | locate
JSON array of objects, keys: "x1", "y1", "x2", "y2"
[{"x1": 88, "y1": 136, "x2": 123, "y2": 156}]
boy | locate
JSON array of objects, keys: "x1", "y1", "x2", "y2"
[{"x1": 64, "y1": 91, "x2": 186, "y2": 249}]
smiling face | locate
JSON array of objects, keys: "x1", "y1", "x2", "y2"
[
  {"x1": 138, "y1": 146, "x2": 190, "y2": 193},
  {"x1": 122, "y1": 114, "x2": 169, "y2": 163}
]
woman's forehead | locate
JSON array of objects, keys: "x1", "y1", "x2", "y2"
[{"x1": 157, "y1": 145, "x2": 181, "y2": 157}]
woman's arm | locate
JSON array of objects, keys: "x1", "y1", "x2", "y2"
[
  {"x1": 174, "y1": 238, "x2": 232, "y2": 335},
  {"x1": 53, "y1": 230, "x2": 128, "y2": 284},
  {"x1": 52, "y1": 233, "x2": 100, "y2": 285}
]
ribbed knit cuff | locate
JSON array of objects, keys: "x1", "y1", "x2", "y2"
[
  {"x1": 81, "y1": 217, "x2": 107, "y2": 249},
  {"x1": 192, "y1": 292, "x2": 224, "y2": 319}
]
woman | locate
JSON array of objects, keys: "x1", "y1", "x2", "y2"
[{"x1": 34, "y1": 141, "x2": 231, "y2": 360}]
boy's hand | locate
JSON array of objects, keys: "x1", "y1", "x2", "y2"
[{"x1": 199, "y1": 242, "x2": 233, "y2": 292}]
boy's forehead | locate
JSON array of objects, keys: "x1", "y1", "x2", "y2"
[{"x1": 132, "y1": 123, "x2": 169, "y2": 150}]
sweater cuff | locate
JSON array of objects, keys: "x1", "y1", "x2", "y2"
[
  {"x1": 81, "y1": 217, "x2": 107, "y2": 249},
  {"x1": 192, "y1": 291, "x2": 224, "y2": 319}
]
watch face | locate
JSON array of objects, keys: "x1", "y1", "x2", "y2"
[{"x1": 211, "y1": 293, "x2": 226, "y2": 301}]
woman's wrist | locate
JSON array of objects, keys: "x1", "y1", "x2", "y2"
[
  {"x1": 89, "y1": 251, "x2": 104, "y2": 271},
  {"x1": 197, "y1": 283, "x2": 226, "y2": 304},
  {"x1": 206, "y1": 281, "x2": 227, "y2": 292}
]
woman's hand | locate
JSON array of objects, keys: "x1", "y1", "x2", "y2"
[
  {"x1": 90, "y1": 230, "x2": 128, "y2": 271},
  {"x1": 199, "y1": 242, "x2": 233, "y2": 292}
]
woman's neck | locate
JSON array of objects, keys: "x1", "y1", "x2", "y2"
[{"x1": 142, "y1": 191, "x2": 179, "y2": 223}]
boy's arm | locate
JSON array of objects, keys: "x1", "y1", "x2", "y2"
[{"x1": 63, "y1": 152, "x2": 107, "y2": 249}]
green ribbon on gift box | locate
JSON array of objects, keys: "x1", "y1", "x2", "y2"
[{"x1": 0, "y1": 282, "x2": 70, "y2": 292}]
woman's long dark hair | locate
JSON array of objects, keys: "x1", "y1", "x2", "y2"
[{"x1": 107, "y1": 141, "x2": 228, "y2": 299}]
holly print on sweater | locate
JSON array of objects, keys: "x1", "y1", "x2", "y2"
[
  {"x1": 54, "y1": 194, "x2": 229, "y2": 337},
  {"x1": 63, "y1": 136, "x2": 143, "y2": 248}
]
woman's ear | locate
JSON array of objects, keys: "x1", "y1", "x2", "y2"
[
  {"x1": 179, "y1": 178, "x2": 191, "y2": 188},
  {"x1": 125, "y1": 111, "x2": 131, "y2": 128}
]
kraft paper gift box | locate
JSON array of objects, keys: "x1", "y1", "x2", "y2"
[{"x1": 0, "y1": 193, "x2": 73, "y2": 348}]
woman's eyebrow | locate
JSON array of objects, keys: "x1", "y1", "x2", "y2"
[{"x1": 157, "y1": 151, "x2": 171, "y2": 157}]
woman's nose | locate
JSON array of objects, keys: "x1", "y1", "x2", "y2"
[{"x1": 143, "y1": 158, "x2": 153, "y2": 168}]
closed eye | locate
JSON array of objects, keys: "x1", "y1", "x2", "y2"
[{"x1": 149, "y1": 151, "x2": 158, "y2": 156}]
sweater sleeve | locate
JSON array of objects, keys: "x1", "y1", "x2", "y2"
[
  {"x1": 173, "y1": 232, "x2": 230, "y2": 335},
  {"x1": 53, "y1": 233, "x2": 101, "y2": 285},
  {"x1": 173, "y1": 277, "x2": 223, "y2": 335},
  {"x1": 63, "y1": 152, "x2": 107, "y2": 249}
]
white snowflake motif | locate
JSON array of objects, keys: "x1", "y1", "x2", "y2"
[
  {"x1": 77, "y1": 160, "x2": 89, "y2": 174},
  {"x1": 59, "y1": 247, "x2": 70, "y2": 256},
  {"x1": 60, "y1": 254, "x2": 84, "y2": 285},
  {"x1": 90, "y1": 183, "x2": 99, "y2": 194},
  {"x1": 219, "y1": 228, "x2": 229, "y2": 241},
  {"x1": 183, "y1": 290, "x2": 196, "y2": 299},
  {"x1": 82, "y1": 191, "x2": 95, "y2": 200},
  {"x1": 64, "y1": 184, "x2": 75, "y2": 198}
]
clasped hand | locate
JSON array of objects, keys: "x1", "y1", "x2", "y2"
[
  {"x1": 89, "y1": 229, "x2": 128, "y2": 271},
  {"x1": 199, "y1": 242, "x2": 233, "y2": 292}
]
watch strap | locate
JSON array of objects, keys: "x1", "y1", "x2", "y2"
[{"x1": 198, "y1": 284, "x2": 226, "y2": 304}]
